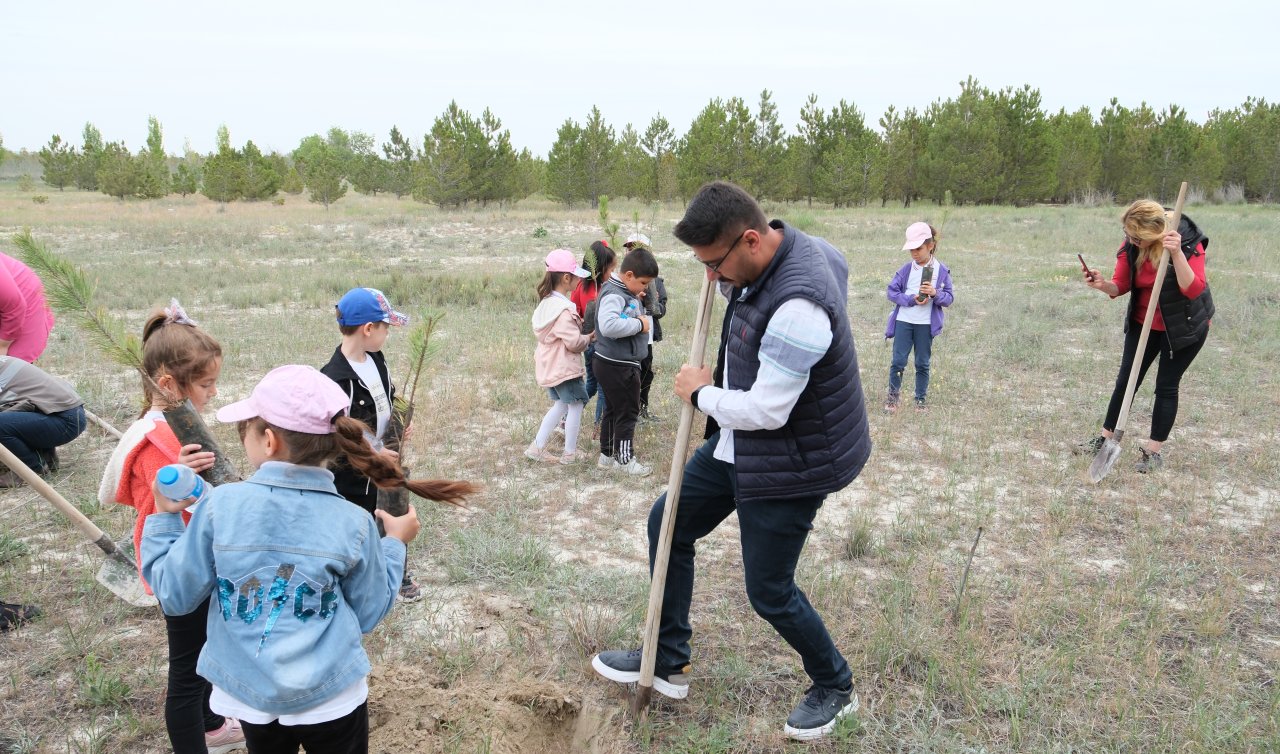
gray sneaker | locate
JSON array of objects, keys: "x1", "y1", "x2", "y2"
[
  {"x1": 1136, "y1": 448, "x2": 1163, "y2": 473},
  {"x1": 783, "y1": 684, "x2": 859, "y2": 741},
  {"x1": 591, "y1": 649, "x2": 690, "y2": 700},
  {"x1": 597, "y1": 454, "x2": 619, "y2": 470}
]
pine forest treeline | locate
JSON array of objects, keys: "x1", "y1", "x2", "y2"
[{"x1": 24, "y1": 79, "x2": 1280, "y2": 207}]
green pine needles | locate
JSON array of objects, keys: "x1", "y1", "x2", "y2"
[{"x1": 11, "y1": 230, "x2": 143, "y2": 371}]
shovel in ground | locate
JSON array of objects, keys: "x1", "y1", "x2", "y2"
[
  {"x1": 631, "y1": 274, "x2": 717, "y2": 718},
  {"x1": 0, "y1": 442, "x2": 154, "y2": 607},
  {"x1": 1089, "y1": 181, "x2": 1188, "y2": 483}
]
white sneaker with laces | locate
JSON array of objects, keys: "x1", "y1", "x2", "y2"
[
  {"x1": 616, "y1": 458, "x2": 652, "y2": 477},
  {"x1": 597, "y1": 454, "x2": 619, "y2": 469}
]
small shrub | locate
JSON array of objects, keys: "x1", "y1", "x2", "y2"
[
  {"x1": 844, "y1": 514, "x2": 875, "y2": 559},
  {"x1": 0, "y1": 532, "x2": 30, "y2": 564},
  {"x1": 1212, "y1": 183, "x2": 1246, "y2": 205},
  {"x1": 563, "y1": 604, "x2": 624, "y2": 658},
  {"x1": 1070, "y1": 188, "x2": 1115, "y2": 208},
  {"x1": 78, "y1": 654, "x2": 131, "y2": 708},
  {"x1": 17, "y1": 175, "x2": 34, "y2": 192},
  {"x1": 788, "y1": 210, "x2": 821, "y2": 233},
  {"x1": 532, "y1": 226, "x2": 548, "y2": 238},
  {"x1": 32, "y1": 195, "x2": 49, "y2": 205},
  {"x1": 272, "y1": 196, "x2": 286, "y2": 206}
]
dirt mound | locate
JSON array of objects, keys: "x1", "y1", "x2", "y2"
[{"x1": 368, "y1": 665, "x2": 622, "y2": 753}]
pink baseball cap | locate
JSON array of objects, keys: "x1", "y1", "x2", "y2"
[
  {"x1": 545, "y1": 249, "x2": 590, "y2": 278},
  {"x1": 216, "y1": 365, "x2": 350, "y2": 434},
  {"x1": 903, "y1": 222, "x2": 934, "y2": 251}
]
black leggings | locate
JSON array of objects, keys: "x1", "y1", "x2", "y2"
[
  {"x1": 241, "y1": 702, "x2": 368, "y2": 754},
  {"x1": 1103, "y1": 324, "x2": 1207, "y2": 443},
  {"x1": 164, "y1": 607, "x2": 224, "y2": 753}
]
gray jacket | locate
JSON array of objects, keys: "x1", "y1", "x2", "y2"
[{"x1": 593, "y1": 277, "x2": 648, "y2": 366}]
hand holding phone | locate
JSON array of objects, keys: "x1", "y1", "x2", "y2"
[{"x1": 1077, "y1": 254, "x2": 1096, "y2": 282}]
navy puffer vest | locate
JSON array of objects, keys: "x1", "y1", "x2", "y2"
[
  {"x1": 720, "y1": 221, "x2": 871, "y2": 501},
  {"x1": 1122, "y1": 213, "x2": 1214, "y2": 352}
]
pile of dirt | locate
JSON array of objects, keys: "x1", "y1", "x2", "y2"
[{"x1": 368, "y1": 665, "x2": 623, "y2": 753}]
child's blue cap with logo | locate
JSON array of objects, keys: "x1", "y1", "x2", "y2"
[{"x1": 335, "y1": 287, "x2": 409, "y2": 327}]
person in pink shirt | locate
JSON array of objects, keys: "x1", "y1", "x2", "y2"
[
  {"x1": 0, "y1": 253, "x2": 56, "y2": 363},
  {"x1": 525, "y1": 249, "x2": 593, "y2": 465}
]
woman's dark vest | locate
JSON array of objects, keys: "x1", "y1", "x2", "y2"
[
  {"x1": 1122, "y1": 213, "x2": 1214, "y2": 352},
  {"x1": 716, "y1": 221, "x2": 871, "y2": 502}
]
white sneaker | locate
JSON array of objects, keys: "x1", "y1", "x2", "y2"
[
  {"x1": 616, "y1": 458, "x2": 652, "y2": 477},
  {"x1": 597, "y1": 454, "x2": 619, "y2": 469}
]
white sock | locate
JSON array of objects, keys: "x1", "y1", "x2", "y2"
[
  {"x1": 534, "y1": 401, "x2": 570, "y2": 448},
  {"x1": 563, "y1": 402, "x2": 584, "y2": 454}
]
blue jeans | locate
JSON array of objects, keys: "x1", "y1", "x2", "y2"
[
  {"x1": 0, "y1": 405, "x2": 86, "y2": 472},
  {"x1": 646, "y1": 433, "x2": 852, "y2": 690},
  {"x1": 889, "y1": 322, "x2": 933, "y2": 401}
]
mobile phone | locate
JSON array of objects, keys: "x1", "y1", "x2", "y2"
[{"x1": 1077, "y1": 253, "x2": 1096, "y2": 281}]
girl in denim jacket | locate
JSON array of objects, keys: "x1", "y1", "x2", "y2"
[{"x1": 143, "y1": 365, "x2": 475, "y2": 753}]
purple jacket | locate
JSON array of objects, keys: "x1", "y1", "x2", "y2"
[{"x1": 884, "y1": 260, "x2": 954, "y2": 338}]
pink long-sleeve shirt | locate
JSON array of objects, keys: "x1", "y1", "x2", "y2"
[{"x1": 0, "y1": 253, "x2": 55, "y2": 362}]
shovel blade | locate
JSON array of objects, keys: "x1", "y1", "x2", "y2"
[
  {"x1": 95, "y1": 539, "x2": 155, "y2": 607},
  {"x1": 629, "y1": 684, "x2": 653, "y2": 720},
  {"x1": 96, "y1": 559, "x2": 156, "y2": 607},
  {"x1": 1088, "y1": 438, "x2": 1123, "y2": 483}
]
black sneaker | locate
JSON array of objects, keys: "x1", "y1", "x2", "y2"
[
  {"x1": 1136, "y1": 448, "x2": 1163, "y2": 473},
  {"x1": 783, "y1": 684, "x2": 859, "y2": 741},
  {"x1": 914, "y1": 397, "x2": 928, "y2": 412},
  {"x1": 884, "y1": 393, "x2": 900, "y2": 414},
  {"x1": 0, "y1": 602, "x2": 41, "y2": 632},
  {"x1": 591, "y1": 648, "x2": 690, "y2": 700},
  {"x1": 1074, "y1": 435, "x2": 1105, "y2": 455}
]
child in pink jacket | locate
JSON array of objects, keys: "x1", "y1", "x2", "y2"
[{"x1": 526, "y1": 249, "x2": 593, "y2": 465}]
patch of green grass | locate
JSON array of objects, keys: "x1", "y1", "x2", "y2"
[
  {"x1": 76, "y1": 654, "x2": 131, "y2": 709},
  {"x1": 0, "y1": 533, "x2": 30, "y2": 565}
]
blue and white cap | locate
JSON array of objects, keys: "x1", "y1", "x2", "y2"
[{"x1": 335, "y1": 287, "x2": 409, "y2": 327}]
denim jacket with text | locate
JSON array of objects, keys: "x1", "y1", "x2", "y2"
[{"x1": 142, "y1": 461, "x2": 406, "y2": 715}]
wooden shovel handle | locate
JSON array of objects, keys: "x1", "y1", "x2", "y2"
[
  {"x1": 0, "y1": 441, "x2": 129, "y2": 566},
  {"x1": 636, "y1": 275, "x2": 717, "y2": 698},
  {"x1": 1113, "y1": 181, "x2": 1188, "y2": 438}
]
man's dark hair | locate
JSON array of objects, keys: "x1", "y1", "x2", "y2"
[
  {"x1": 620, "y1": 246, "x2": 659, "y2": 278},
  {"x1": 673, "y1": 181, "x2": 768, "y2": 247}
]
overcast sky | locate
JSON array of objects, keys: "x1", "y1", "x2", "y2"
[{"x1": 3, "y1": 0, "x2": 1275, "y2": 158}]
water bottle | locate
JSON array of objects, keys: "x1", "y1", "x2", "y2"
[
  {"x1": 155, "y1": 464, "x2": 210, "y2": 512},
  {"x1": 621, "y1": 301, "x2": 639, "y2": 319}
]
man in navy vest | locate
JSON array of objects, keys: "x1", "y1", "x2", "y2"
[{"x1": 592, "y1": 181, "x2": 872, "y2": 740}]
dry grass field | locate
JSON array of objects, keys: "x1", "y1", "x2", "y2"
[{"x1": 0, "y1": 184, "x2": 1276, "y2": 753}]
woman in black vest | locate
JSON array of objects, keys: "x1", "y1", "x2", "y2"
[{"x1": 1079, "y1": 199, "x2": 1214, "y2": 473}]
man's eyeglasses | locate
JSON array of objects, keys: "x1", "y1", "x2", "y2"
[{"x1": 697, "y1": 230, "x2": 745, "y2": 273}]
